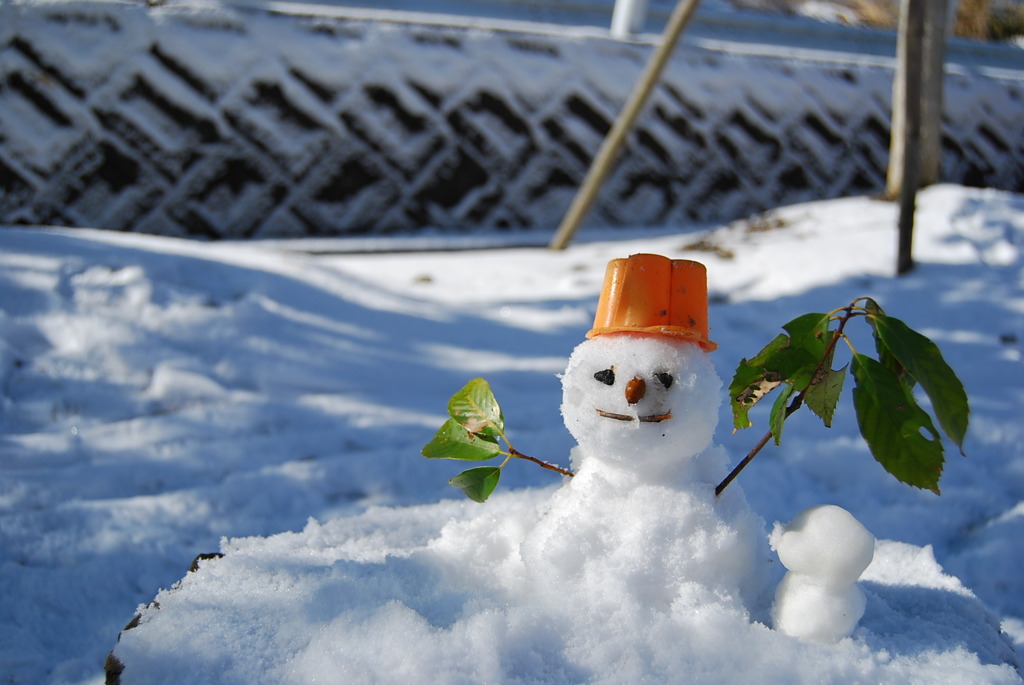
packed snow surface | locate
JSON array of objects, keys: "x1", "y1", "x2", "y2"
[{"x1": 2, "y1": 185, "x2": 1024, "y2": 683}]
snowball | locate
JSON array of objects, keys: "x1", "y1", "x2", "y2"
[
  {"x1": 560, "y1": 335, "x2": 722, "y2": 482},
  {"x1": 771, "y1": 505, "x2": 875, "y2": 643},
  {"x1": 771, "y1": 504, "x2": 875, "y2": 587},
  {"x1": 773, "y1": 573, "x2": 867, "y2": 643}
]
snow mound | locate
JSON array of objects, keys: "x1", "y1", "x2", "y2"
[{"x1": 110, "y1": 491, "x2": 1018, "y2": 684}]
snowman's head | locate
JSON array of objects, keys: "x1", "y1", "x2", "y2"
[
  {"x1": 772, "y1": 505, "x2": 875, "y2": 587},
  {"x1": 560, "y1": 334, "x2": 722, "y2": 471}
]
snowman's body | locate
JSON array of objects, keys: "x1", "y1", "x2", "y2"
[{"x1": 521, "y1": 335, "x2": 774, "y2": 618}]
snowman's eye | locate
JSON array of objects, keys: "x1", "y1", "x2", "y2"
[
  {"x1": 655, "y1": 372, "x2": 674, "y2": 389},
  {"x1": 594, "y1": 369, "x2": 615, "y2": 386}
]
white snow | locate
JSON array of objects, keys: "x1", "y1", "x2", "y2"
[{"x1": 2, "y1": 184, "x2": 1023, "y2": 683}]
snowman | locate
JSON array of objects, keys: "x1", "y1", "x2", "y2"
[
  {"x1": 520, "y1": 254, "x2": 775, "y2": 620},
  {"x1": 520, "y1": 254, "x2": 874, "y2": 642},
  {"x1": 771, "y1": 504, "x2": 875, "y2": 643}
]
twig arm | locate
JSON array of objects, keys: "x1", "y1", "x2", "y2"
[{"x1": 509, "y1": 447, "x2": 574, "y2": 478}]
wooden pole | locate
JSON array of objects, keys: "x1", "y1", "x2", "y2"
[
  {"x1": 887, "y1": 0, "x2": 948, "y2": 199},
  {"x1": 548, "y1": 0, "x2": 703, "y2": 251},
  {"x1": 611, "y1": 0, "x2": 650, "y2": 39},
  {"x1": 895, "y1": 0, "x2": 925, "y2": 275},
  {"x1": 920, "y1": 0, "x2": 949, "y2": 186}
]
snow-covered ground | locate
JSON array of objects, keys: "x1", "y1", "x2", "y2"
[{"x1": 1, "y1": 184, "x2": 1022, "y2": 682}]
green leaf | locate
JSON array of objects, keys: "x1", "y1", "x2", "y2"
[
  {"x1": 729, "y1": 314, "x2": 831, "y2": 431},
  {"x1": 729, "y1": 334, "x2": 788, "y2": 430},
  {"x1": 448, "y1": 378, "x2": 504, "y2": 437},
  {"x1": 861, "y1": 297, "x2": 886, "y2": 319},
  {"x1": 851, "y1": 354, "x2": 944, "y2": 493},
  {"x1": 422, "y1": 419, "x2": 502, "y2": 461},
  {"x1": 869, "y1": 315, "x2": 969, "y2": 453},
  {"x1": 769, "y1": 383, "x2": 794, "y2": 445},
  {"x1": 863, "y1": 299, "x2": 915, "y2": 390},
  {"x1": 804, "y1": 364, "x2": 847, "y2": 428},
  {"x1": 776, "y1": 312, "x2": 832, "y2": 389},
  {"x1": 449, "y1": 466, "x2": 502, "y2": 503}
]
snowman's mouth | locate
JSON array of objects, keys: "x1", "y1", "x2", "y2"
[{"x1": 595, "y1": 409, "x2": 673, "y2": 423}]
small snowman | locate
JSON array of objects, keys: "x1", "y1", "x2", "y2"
[
  {"x1": 771, "y1": 504, "x2": 875, "y2": 643},
  {"x1": 521, "y1": 254, "x2": 773, "y2": 615}
]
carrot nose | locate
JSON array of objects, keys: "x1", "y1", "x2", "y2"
[{"x1": 625, "y1": 377, "x2": 646, "y2": 405}]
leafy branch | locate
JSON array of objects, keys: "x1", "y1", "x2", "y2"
[
  {"x1": 717, "y1": 297, "x2": 969, "y2": 496},
  {"x1": 421, "y1": 378, "x2": 573, "y2": 502}
]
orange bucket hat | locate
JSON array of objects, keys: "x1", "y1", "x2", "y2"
[{"x1": 587, "y1": 254, "x2": 717, "y2": 352}]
